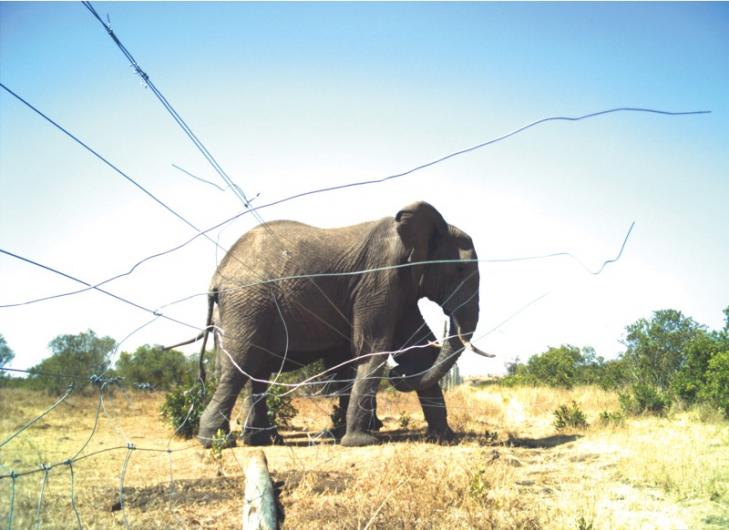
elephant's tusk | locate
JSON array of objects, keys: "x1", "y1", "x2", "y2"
[
  {"x1": 466, "y1": 341, "x2": 495, "y2": 358},
  {"x1": 453, "y1": 321, "x2": 495, "y2": 358}
]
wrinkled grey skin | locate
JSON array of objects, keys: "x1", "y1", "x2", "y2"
[{"x1": 196, "y1": 201, "x2": 481, "y2": 447}]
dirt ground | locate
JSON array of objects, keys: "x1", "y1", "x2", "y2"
[{"x1": 1, "y1": 384, "x2": 728, "y2": 529}]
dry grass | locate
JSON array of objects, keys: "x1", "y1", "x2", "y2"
[{"x1": 1, "y1": 384, "x2": 728, "y2": 529}]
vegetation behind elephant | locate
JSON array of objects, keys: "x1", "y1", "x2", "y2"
[{"x1": 190, "y1": 200, "x2": 490, "y2": 447}]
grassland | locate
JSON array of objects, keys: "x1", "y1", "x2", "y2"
[{"x1": 1, "y1": 384, "x2": 728, "y2": 529}]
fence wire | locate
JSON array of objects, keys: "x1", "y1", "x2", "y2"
[{"x1": 0, "y1": 4, "x2": 713, "y2": 528}]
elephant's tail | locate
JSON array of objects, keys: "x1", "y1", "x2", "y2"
[
  {"x1": 162, "y1": 289, "x2": 217, "y2": 384},
  {"x1": 197, "y1": 289, "x2": 217, "y2": 384},
  {"x1": 162, "y1": 330, "x2": 208, "y2": 350}
]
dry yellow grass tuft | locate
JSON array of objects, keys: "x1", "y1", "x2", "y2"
[{"x1": 1, "y1": 384, "x2": 727, "y2": 529}]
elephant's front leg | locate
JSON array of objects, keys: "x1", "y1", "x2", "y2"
[
  {"x1": 330, "y1": 365, "x2": 383, "y2": 436},
  {"x1": 340, "y1": 353, "x2": 388, "y2": 447},
  {"x1": 417, "y1": 383, "x2": 455, "y2": 442}
]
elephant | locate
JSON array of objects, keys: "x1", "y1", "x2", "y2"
[{"x1": 189, "y1": 200, "x2": 491, "y2": 447}]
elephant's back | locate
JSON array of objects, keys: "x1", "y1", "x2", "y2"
[{"x1": 212, "y1": 218, "x2": 383, "y2": 285}]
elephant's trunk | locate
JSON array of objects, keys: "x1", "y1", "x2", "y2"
[{"x1": 390, "y1": 315, "x2": 480, "y2": 392}]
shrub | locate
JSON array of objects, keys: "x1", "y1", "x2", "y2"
[
  {"x1": 160, "y1": 379, "x2": 215, "y2": 438},
  {"x1": 398, "y1": 411, "x2": 412, "y2": 429},
  {"x1": 524, "y1": 345, "x2": 583, "y2": 388},
  {"x1": 622, "y1": 309, "x2": 706, "y2": 390},
  {"x1": 0, "y1": 334, "x2": 14, "y2": 379},
  {"x1": 598, "y1": 410, "x2": 624, "y2": 427},
  {"x1": 115, "y1": 344, "x2": 196, "y2": 390},
  {"x1": 210, "y1": 429, "x2": 228, "y2": 461},
  {"x1": 500, "y1": 345, "x2": 629, "y2": 389},
  {"x1": 273, "y1": 360, "x2": 331, "y2": 395},
  {"x1": 553, "y1": 401, "x2": 588, "y2": 431},
  {"x1": 701, "y1": 350, "x2": 729, "y2": 419},
  {"x1": 28, "y1": 330, "x2": 116, "y2": 394},
  {"x1": 468, "y1": 466, "x2": 491, "y2": 502},
  {"x1": 266, "y1": 383, "x2": 297, "y2": 428},
  {"x1": 619, "y1": 382, "x2": 671, "y2": 416}
]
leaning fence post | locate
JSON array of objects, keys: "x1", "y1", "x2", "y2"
[{"x1": 242, "y1": 450, "x2": 278, "y2": 530}]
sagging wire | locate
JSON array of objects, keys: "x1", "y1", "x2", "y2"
[{"x1": 0, "y1": 221, "x2": 635, "y2": 310}]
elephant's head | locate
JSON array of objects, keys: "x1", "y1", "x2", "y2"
[{"x1": 389, "y1": 201, "x2": 492, "y2": 392}]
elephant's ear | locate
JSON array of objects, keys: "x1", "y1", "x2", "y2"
[{"x1": 395, "y1": 201, "x2": 448, "y2": 264}]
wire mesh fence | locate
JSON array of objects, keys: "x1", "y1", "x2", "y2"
[{"x1": 0, "y1": 3, "x2": 712, "y2": 529}]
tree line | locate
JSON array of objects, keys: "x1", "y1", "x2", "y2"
[
  {"x1": 0, "y1": 330, "x2": 206, "y2": 393},
  {"x1": 502, "y1": 307, "x2": 729, "y2": 417},
  {"x1": 2, "y1": 306, "x2": 728, "y2": 418}
]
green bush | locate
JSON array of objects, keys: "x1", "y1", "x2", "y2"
[
  {"x1": 273, "y1": 360, "x2": 332, "y2": 395},
  {"x1": 619, "y1": 382, "x2": 671, "y2": 416},
  {"x1": 500, "y1": 345, "x2": 630, "y2": 390},
  {"x1": 398, "y1": 411, "x2": 412, "y2": 429},
  {"x1": 115, "y1": 344, "x2": 197, "y2": 390},
  {"x1": 622, "y1": 309, "x2": 706, "y2": 390},
  {"x1": 553, "y1": 401, "x2": 589, "y2": 431},
  {"x1": 0, "y1": 334, "x2": 14, "y2": 376},
  {"x1": 266, "y1": 383, "x2": 298, "y2": 428},
  {"x1": 524, "y1": 345, "x2": 583, "y2": 388},
  {"x1": 701, "y1": 350, "x2": 729, "y2": 419},
  {"x1": 160, "y1": 380, "x2": 215, "y2": 438},
  {"x1": 598, "y1": 410, "x2": 625, "y2": 427},
  {"x1": 468, "y1": 465, "x2": 491, "y2": 503},
  {"x1": 28, "y1": 330, "x2": 116, "y2": 394}
]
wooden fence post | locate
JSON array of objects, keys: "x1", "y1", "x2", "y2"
[{"x1": 242, "y1": 450, "x2": 278, "y2": 530}]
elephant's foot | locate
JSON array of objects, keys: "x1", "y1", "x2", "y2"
[
  {"x1": 425, "y1": 426, "x2": 456, "y2": 444},
  {"x1": 243, "y1": 427, "x2": 284, "y2": 446},
  {"x1": 197, "y1": 430, "x2": 237, "y2": 449},
  {"x1": 197, "y1": 417, "x2": 230, "y2": 449},
  {"x1": 197, "y1": 434, "x2": 214, "y2": 449},
  {"x1": 340, "y1": 431, "x2": 379, "y2": 447},
  {"x1": 331, "y1": 412, "x2": 384, "y2": 435}
]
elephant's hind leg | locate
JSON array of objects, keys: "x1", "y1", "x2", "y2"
[
  {"x1": 197, "y1": 362, "x2": 245, "y2": 448},
  {"x1": 197, "y1": 327, "x2": 254, "y2": 447}
]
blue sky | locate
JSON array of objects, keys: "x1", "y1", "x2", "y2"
[{"x1": 1, "y1": 2, "x2": 727, "y2": 375}]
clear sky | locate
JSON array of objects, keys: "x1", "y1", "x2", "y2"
[{"x1": 1, "y1": 2, "x2": 727, "y2": 376}]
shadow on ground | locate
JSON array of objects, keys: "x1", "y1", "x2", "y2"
[
  {"x1": 277, "y1": 428, "x2": 541, "y2": 447},
  {"x1": 504, "y1": 433, "x2": 581, "y2": 448}
]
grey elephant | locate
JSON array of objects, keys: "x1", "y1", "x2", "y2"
[{"x1": 191, "y1": 200, "x2": 490, "y2": 447}]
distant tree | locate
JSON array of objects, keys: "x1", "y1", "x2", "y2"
[
  {"x1": 622, "y1": 309, "x2": 705, "y2": 390},
  {"x1": 115, "y1": 344, "x2": 195, "y2": 390},
  {"x1": 504, "y1": 357, "x2": 520, "y2": 377},
  {"x1": 0, "y1": 334, "x2": 14, "y2": 373},
  {"x1": 524, "y1": 344, "x2": 584, "y2": 388},
  {"x1": 670, "y1": 329, "x2": 722, "y2": 404},
  {"x1": 596, "y1": 357, "x2": 632, "y2": 389},
  {"x1": 701, "y1": 350, "x2": 729, "y2": 418},
  {"x1": 719, "y1": 305, "x2": 729, "y2": 349},
  {"x1": 502, "y1": 344, "x2": 630, "y2": 389},
  {"x1": 28, "y1": 330, "x2": 116, "y2": 394}
]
